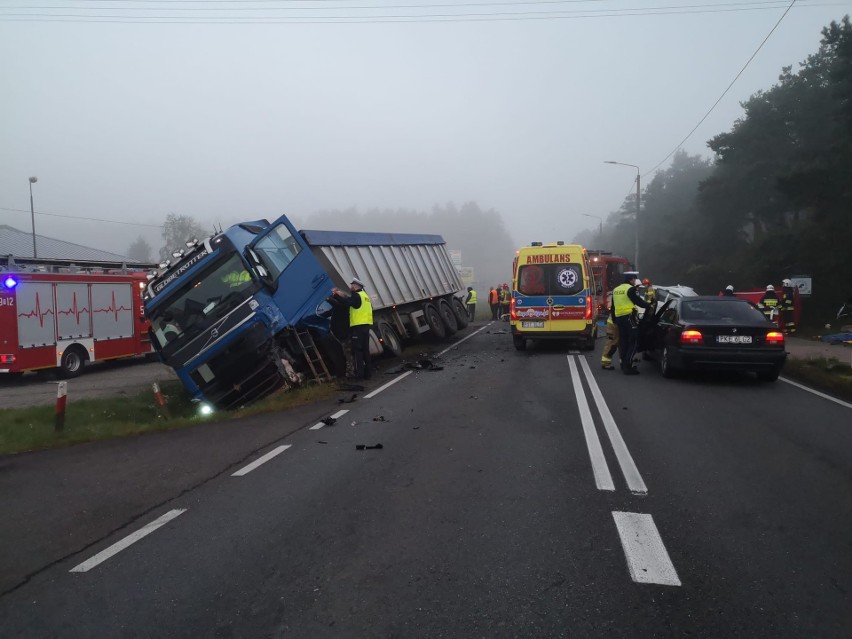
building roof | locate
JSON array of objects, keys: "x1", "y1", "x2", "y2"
[{"x1": 0, "y1": 224, "x2": 144, "y2": 264}]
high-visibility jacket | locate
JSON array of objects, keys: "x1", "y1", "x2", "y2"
[
  {"x1": 222, "y1": 271, "x2": 251, "y2": 288},
  {"x1": 488, "y1": 289, "x2": 499, "y2": 304},
  {"x1": 467, "y1": 290, "x2": 477, "y2": 305},
  {"x1": 350, "y1": 290, "x2": 373, "y2": 327},
  {"x1": 612, "y1": 283, "x2": 636, "y2": 317},
  {"x1": 499, "y1": 288, "x2": 510, "y2": 303}
]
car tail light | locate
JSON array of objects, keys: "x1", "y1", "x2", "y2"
[
  {"x1": 765, "y1": 331, "x2": 785, "y2": 346},
  {"x1": 680, "y1": 330, "x2": 703, "y2": 345},
  {"x1": 510, "y1": 297, "x2": 516, "y2": 321},
  {"x1": 0, "y1": 354, "x2": 15, "y2": 364}
]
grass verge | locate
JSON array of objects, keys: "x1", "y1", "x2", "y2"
[
  {"x1": 783, "y1": 355, "x2": 852, "y2": 403},
  {"x1": 0, "y1": 381, "x2": 337, "y2": 455}
]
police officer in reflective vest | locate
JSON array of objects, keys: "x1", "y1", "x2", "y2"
[
  {"x1": 331, "y1": 277, "x2": 373, "y2": 380},
  {"x1": 466, "y1": 287, "x2": 477, "y2": 322},
  {"x1": 612, "y1": 272, "x2": 652, "y2": 376}
]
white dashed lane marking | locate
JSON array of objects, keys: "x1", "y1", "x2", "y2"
[
  {"x1": 232, "y1": 445, "x2": 292, "y2": 477},
  {"x1": 70, "y1": 509, "x2": 187, "y2": 573},
  {"x1": 612, "y1": 511, "x2": 681, "y2": 586}
]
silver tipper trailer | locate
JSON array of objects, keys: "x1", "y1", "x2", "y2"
[{"x1": 300, "y1": 229, "x2": 469, "y2": 356}]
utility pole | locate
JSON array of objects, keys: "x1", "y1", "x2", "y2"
[
  {"x1": 28, "y1": 176, "x2": 38, "y2": 258},
  {"x1": 604, "y1": 161, "x2": 640, "y2": 271}
]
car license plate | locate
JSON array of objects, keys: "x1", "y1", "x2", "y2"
[
  {"x1": 717, "y1": 335, "x2": 752, "y2": 344},
  {"x1": 521, "y1": 321, "x2": 545, "y2": 329}
]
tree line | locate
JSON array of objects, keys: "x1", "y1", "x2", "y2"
[{"x1": 573, "y1": 17, "x2": 851, "y2": 323}]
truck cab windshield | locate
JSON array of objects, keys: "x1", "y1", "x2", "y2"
[{"x1": 149, "y1": 253, "x2": 259, "y2": 352}]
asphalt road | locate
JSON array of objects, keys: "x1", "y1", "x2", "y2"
[{"x1": 1, "y1": 321, "x2": 851, "y2": 638}]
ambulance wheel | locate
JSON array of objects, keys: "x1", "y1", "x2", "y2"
[
  {"x1": 513, "y1": 334, "x2": 527, "y2": 351},
  {"x1": 424, "y1": 303, "x2": 447, "y2": 340},
  {"x1": 377, "y1": 322, "x2": 403, "y2": 358},
  {"x1": 59, "y1": 346, "x2": 87, "y2": 379},
  {"x1": 437, "y1": 299, "x2": 459, "y2": 335},
  {"x1": 451, "y1": 297, "x2": 469, "y2": 328}
]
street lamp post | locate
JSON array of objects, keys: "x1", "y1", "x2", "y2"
[
  {"x1": 581, "y1": 214, "x2": 603, "y2": 244},
  {"x1": 28, "y1": 176, "x2": 38, "y2": 258},
  {"x1": 604, "y1": 161, "x2": 640, "y2": 271}
]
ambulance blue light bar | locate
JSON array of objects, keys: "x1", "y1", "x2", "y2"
[{"x1": 2, "y1": 276, "x2": 17, "y2": 290}]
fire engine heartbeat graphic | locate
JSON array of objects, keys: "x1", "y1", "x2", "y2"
[
  {"x1": 93, "y1": 291, "x2": 131, "y2": 322},
  {"x1": 17, "y1": 292, "x2": 55, "y2": 327},
  {"x1": 56, "y1": 291, "x2": 90, "y2": 323}
]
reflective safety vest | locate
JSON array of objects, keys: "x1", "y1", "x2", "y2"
[
  {"x1": 499, "y1": 288, "x2": 510, "y2": 303},
  {"x1": 468, "y1": 290, "x2": 477, "y2": 304},
  {"x1": 489, "y1": 289, "x2": 499, "y2": 304},
  {"x1": 612, "y1": 283, "x2": 635, "y2": 317},
  {"x1": 222, "y1": 271, "x2": 251, "y2": 288},
  {"x1": 350, "y1": 290, "x2": 373, "y2": 327}
]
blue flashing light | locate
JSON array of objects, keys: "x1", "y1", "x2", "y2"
[{"x1": 3, "y1": 276, "x2": 17, "y2": 289}]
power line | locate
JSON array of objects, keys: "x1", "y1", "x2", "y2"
[
  {"x1": 0, "y1": 0, "x2": 832, "y2": 21},
  {"x1": 642, "y1": 0, "x2": 798, "y2": 177},
  {"x1": 0, "y1": 206, "x2": 164, "y2": 228}
]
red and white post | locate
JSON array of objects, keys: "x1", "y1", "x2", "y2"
[
  {"x1": 55, "y1": 381, "x2": 68, "y2": 432},
  {"x1": 152, "y1": 382, "x2": 170, "y2": 419}
]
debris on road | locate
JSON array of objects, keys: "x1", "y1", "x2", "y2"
[
  {"x1": 337, "y1": 394, "x2": 358, "y2": 404},
  {"x1": 390, "y1": 359, "x2": 444, "y2": 373},
  {"x1": 336, "y1": 383, "x2": 365, "y2": 391},
  {"x1": 355, "y1": 443, "x2": 384, "y2": 450},
  {"x1": 320, "y1": 416, "x2": 337, "y2": 426},
  {"x1": 372, "y1": 415, "x2": 388, "y2": 422},
  {"x1": 318, "y1": 440, "x2": 328, "y2": 444}
]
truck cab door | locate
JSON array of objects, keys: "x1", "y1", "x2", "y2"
[{"x1": 246, "y1": 218, "x2": 329, "y2": 323}]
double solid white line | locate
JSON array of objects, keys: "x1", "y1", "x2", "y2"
[{"x1": 568, "y1": 355, "x2": 647, "y2": 495}]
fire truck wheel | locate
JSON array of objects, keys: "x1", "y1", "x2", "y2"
[
  {"x1": 59, "y1": 346, "x2": 87, "y2": 379},
  {"x1": 450, "y1": 297, "x2": 469, "y2": 328},
  {"x1": 423, "y1": 303, "x2": 447, "y2": 340},
  {"x1": 437, "y1": 299, "x2": 459, "y2": 335}
]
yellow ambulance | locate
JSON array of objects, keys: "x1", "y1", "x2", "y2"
[{"x1": 510, "y1": 242, "x2": 599, "y2": 351}]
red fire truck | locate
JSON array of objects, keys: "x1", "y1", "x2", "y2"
[
  {"x1": 0, "y1": 258, "x2": 154, "y2": 378},
  {"x1": 588, "y1": 251, "x2": 631, "y2": 318}
]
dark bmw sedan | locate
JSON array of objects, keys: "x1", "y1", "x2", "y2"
[{"x1": 649, "y1": 296, "x2": 787, "y2": 381}]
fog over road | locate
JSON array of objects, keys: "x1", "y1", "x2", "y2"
[{"x1": 1, "y1": 322, "x2": 850, "y2": 637}]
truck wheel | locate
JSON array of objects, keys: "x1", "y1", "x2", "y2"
[
  {"x1": 59, "y1": 346, "x2": 87, "y2": 379},
  {"x1": 437, "y1": 300, "x2": 459, "y2": 335},
  {"x1": 450, "y1": 297, "x2": 469, "y2": 328},
  {"x1": 423, "y1": 303, "x2": 447, "y2": 340},
  {"x1": 513, "y1": 334, "x2": 527, "y2": 351},
  {"x1": 377, "y1": 322, "x2": 403, "y2": 358}
]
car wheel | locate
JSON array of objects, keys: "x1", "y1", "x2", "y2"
[
  {"x1": 59, "y1": 346, "x2": 87, "y2": 379},
  {"x1": 437, "y1": 299, "x2": 459, "y2": 335},
  {"x1": 377, "y1": 322, "x2": 403, "y2": 358},
  {"x1": 756, "y1": 366, "x2": 781, "y2": 382},
  {"x1": 513, "y1": 334, "x2": 527, "y2": 351},
  {"x1": 660, "y1": 346, "x2": 677, "y2": 379},
  {"x1": 450, "y1": 297, "x2": 469, "y2": 328},
  {"x1": 423, "y1": 303, "x2": 447, "y2": 340}
]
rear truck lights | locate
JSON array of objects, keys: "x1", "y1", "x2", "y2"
[
  {"x1": 766, "y1": 331, "x2": 785, "y2": 345},
  {"x1": 680, "y1": 330, "x2": 704, "y2": 345},
  {"x1": 0, "y1": 354, "x2": 15, "y2": 364}
]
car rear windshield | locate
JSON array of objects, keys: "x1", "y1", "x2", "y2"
[
  {"x1": 680, "y1": 299, "x2": 766, "y2": 322},
  {"x1": 517, "y1": 263, "x2": 585, "y2": 296}
]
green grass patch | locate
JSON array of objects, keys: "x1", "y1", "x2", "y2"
[
  {"x1": 784, "y1": 355, "x2": 852, "y2": 403},
  {"x1": 0, "y1": 381, "x2": 336, "y2": 455}
]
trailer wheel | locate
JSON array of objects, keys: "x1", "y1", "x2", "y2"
[
  {"x1": 377, "y1": 322, "x2": 403, "y2": 358},
  {"x1": 423, "y1": 303, "x2": 447, "y2": 340},
  {"x1": 450, "y1": 297, "x2": 469, "y2": 328},
  {"x1": 437, "y1": 300, "x2": 459, "y2": 335},
  {"x1": 513, "y1": 334, "x2": 527, "y2": 351},
  {"x1": 59, "y1": 345, "x2": 87, "y2": 379}
]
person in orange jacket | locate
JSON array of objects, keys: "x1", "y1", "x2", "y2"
[{"x1": 488, "y1": 286, "x2": 500, "y2": 320}]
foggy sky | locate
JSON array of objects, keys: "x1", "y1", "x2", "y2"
[{"x1": 1, "y1": 1, "x2": 847, "y2": 257}]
